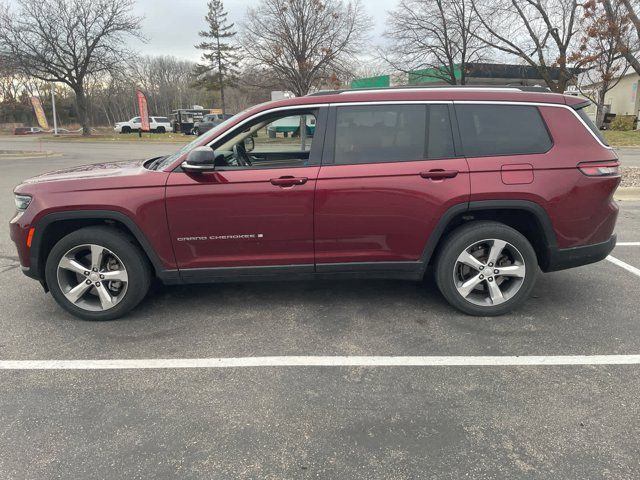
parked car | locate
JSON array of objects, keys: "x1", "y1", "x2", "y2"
[
  {"x1": 10, "y1": 86, "x2": 620, "y2": 320},
  {"x1": 192, "y1": 113, "x2": 233, "y2": 136},
  {"x1": 14, "y1": 126, "x2": 43, "y2": 135},
  {"x1": 113, "y1": 116, "x2": 171, "y2": 134}
]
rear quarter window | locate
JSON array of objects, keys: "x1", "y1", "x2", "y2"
[
  {"x1": 575, "y1": 107, "x2": 608, "y2": 146},
  {"x1": 456, "y1": 104, "x2": 553, "y2": 157}
]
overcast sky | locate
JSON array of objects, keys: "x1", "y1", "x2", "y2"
[{"x1": 130, "y1": 0, "x2": 389, "y2": 62}]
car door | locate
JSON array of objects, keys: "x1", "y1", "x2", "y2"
[
  {"x1": 314, "y1": 103, "x2": 470, "y2": 271},
  {"x1": 165, "y1": 107, "x2": 327, "y2": 277}
]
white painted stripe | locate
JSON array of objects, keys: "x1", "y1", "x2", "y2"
[
  {"x1": 616, "y1": 242, "x2": 640, "y2": 246},
  {"x1": 606, "y1": 255, "x2": 640, "y2": 277},
  {"x1": 2, "y1": 355, "x2": 640, "y2": 370}
]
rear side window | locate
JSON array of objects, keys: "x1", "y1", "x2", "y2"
[
  {"x1": 575, "y1": 106, "x2": 608, "y2": 146},
  {"x1": 154, "y1": 117, "x2": 169, "y2": 123},
  {"x1": 333, "y1": 104, "x2": 455, "y2": 164},
  {"x1": 456, "y1": 104, "x2": 552, "y2": 157}
]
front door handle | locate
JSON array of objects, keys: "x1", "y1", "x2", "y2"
[
  {"x1": 270, "y1": 176, "x2": 308, "y2": 187},
  {"x1": 420, "y1": 169, "x2": 459, "y2": 180}
]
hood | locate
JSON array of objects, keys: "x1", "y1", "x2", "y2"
[{"x1": 21, "y1": 159, "x2": 147, "y2": 185}]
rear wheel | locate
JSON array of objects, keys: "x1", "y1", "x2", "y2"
[
  {"x1": 435, "y1": 221, "x2": 537, "y2": 316},
  {"x1": 156, "y1": 126, "x2": 166, "y2": 133},
  {"x1": 121, "y1": 126, "x2": 131, "y2": 134},
  {"x1": 45, "y1": 227, "x2": 151, "y2": 320}
]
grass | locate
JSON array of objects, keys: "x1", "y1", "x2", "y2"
[
  {"x1": 42, "y1": 132, "x2": 191, "y2": 143},
  {"x1": 603, "y1": 130, "x2": 640, "y2": 147}
]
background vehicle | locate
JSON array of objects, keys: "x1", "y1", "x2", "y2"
[
  {"x1": 192, "y1": 113, "x2": 233, "y2": 136},
  {"x1": 10, "y1": 86, "x2": 620, "y2": 320},
  {"x1": 114, "y1": 116, "x2": 171, "y2": 133},
  {"x1": 113, "y1": 117, "x2": 142, "y2": 133},
  {"x1": 171, "y1": 108, "x2": 214, "y2": 134},
  {"x1": 14, "y1": 126, "x2": 43, "y2": 135}
]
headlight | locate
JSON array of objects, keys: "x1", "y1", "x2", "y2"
[{"x1": 15, "y1": 194, "x2": 32, "y2": 211}]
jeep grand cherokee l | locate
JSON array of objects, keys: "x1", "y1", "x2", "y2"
[{"x1": 10, "y1": 87, "x2": 620, "y2": 320}]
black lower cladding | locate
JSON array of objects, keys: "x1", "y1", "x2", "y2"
[{"x1": 544, "y1": 234, "x2": 616, "y2": 272}]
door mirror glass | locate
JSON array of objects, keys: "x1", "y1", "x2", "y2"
[{"x1": 182, "y1": 146, "x2": 217, "y2": 172}]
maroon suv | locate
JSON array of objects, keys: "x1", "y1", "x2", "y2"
[{"x1": 10, "y1": 87, "x2": 620, "y2": 320}]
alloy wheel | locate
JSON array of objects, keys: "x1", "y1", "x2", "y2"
[
  {"x1": 56, "y1": 244, "x2": 129, "y2": 311},
  {"x1": 453, "y1": 238, "x2": 526, "y2": 306}
]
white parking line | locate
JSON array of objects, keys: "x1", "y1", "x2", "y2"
[
  {"x1": 2, "y1": 355, "x2": 640, "y2": 370},
  {"x1": 617, "y1": 242, "x2": 640, "y2": 246},
  {"x1": 607, "y1": 255, "x2": 640, "y2": 277}
]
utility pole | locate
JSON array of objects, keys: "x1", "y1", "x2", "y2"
[{"x1": 50, "y1": 82, "x2": 58, "y2": 135}]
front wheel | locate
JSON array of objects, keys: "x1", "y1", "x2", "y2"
[
  {"x1": 45, "y1": 227, "x2": 151, "y2": 320},
  {"x1": 434, "y1": 221, "x2": 538, "y2": 316}
]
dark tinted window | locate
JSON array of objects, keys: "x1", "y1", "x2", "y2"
[
  {"x1": 334, "y1": 104, "x2": 455, "y2": 164},
  {"x1": 456, "y1": 104, "x2": 552, "y2": 157},
  {"x1": 154, "y1": 117, "x2": 169, "y2": 123},
  {"x1": 575, "y1": 106, "x2": 608, "y2": 146}
]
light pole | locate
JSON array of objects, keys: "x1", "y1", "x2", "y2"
[{"x1": 50, "y1": 82, "x2": 58, "y2": 135}]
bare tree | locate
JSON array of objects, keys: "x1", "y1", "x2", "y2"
[
  {"x1": 0, "y1": 0, "x2": 143, "y2": 135},
  {"x1": 573, "y1": 0, "x2": 630, "y2": 126},
  {"x1": 241, "y1": 0, "x2": 372, "y2": 96},
  {"x1": 471, "y1": 0, "x2": 579, "y2": 92},
  {"x1": 603, "y1": 0, "x2": 640, "y2": 74},
  {"x1": 194, "y1": 0, "x2": 240, "y2": 114},
  {"x1": 383, "y1": 0, "x2": 485, "y2": 85}
]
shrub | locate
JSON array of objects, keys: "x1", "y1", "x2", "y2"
[{"x1": 610, "y1": 115, "x2": 636, "y2": 131}]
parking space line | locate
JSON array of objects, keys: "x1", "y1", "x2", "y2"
[
  {"x1": 607, "y1": 255, "x2": 640, "y2": 277},
  {"x1": 2, "y1": 355, "x2": 640, "y2": 370},
  {"x1": 617, "y1": 242, "x2": 640, "y2": 246}
]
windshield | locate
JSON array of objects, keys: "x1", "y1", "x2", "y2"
[{"x1": 153, "y1": 111, "x2": 248, "y2": 170}]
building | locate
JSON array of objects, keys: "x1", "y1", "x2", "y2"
[
  {"x1": 351, "y1": 62, "x2": 572, "y2": 89},
  {"x1": 580, "y1": 70, "x2": 640, "y2": 118}
]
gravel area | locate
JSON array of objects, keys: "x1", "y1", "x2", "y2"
[{"x1": 621, "y1": 166, "x2": 640, "y2": 187}]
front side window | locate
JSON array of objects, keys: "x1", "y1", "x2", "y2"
[
  {"x1": 132, "y1": 117, "x2": 141, "y2": 124},
  {"x1": 212, "y1": 110, "x2": 318, "y2": 169},
  {"x1": 456, "y1": 104, "x2": 553, "y2": 157},
  {"x1": 333, "y1": 104, "x2": 455, "y2": 165}
]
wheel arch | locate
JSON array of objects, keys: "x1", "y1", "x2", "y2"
[
  {"x1": 30, "y1": 210, "x2": 165, "y2": 284},
  {"x1": 421, "y1": 200, "x2": 558, "y2": 271}
]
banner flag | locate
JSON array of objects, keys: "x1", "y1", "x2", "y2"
[
  {"x1": 30, "y1": 97, "x2": 49, "y2": 130},
  {"x1": 136, "y1": 90, "x2": 150, "y2": 132}
]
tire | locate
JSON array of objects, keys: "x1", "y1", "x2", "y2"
[
  {"x1": 434, "y1": 221, "x2": 538, "y2": 316},
  {"x1": 45, "y1": 226, "x2": 152, "y2": 321},
  {"x1": 156, "y1": 126, "x2": 166, "y2": 134},
  {"x1": 121, "y1": 126, "x2": 131, "y2": 134},
  {"x1": 192, "y1": 127, "x2": 199, "y2": 136}
]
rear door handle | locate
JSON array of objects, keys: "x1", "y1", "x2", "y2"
[
  {"x1": 270, "y1": 176, "x2": 308, "y2": 187},
  {"x1": 420, "y1": 169, "x2": 459, "y2": 180}
]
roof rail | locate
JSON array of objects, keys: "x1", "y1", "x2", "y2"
[{"x1": 306, "y1": 85, "x2": 552, "y2": 96}]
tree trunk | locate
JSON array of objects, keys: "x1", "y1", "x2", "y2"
[
  {"x1": 596, "y1": 87, "x2": 608, "y2": 128},
  {"x1": 74, "y1": 87, "x2": 91, "y2": 136}
]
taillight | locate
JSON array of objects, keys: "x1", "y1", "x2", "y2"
[{"x1": 577, "y1": 160, "x2": 620, "y2": 177}]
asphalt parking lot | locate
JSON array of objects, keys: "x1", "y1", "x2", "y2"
[{"x1": 1, "y1": 136, "x2": 640, "y2": 479}]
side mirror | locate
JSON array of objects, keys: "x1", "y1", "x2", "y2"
[
  {"x1": 181, "y1": 146, "x2": 216, "y2": 172},
  {"x1": 244, "y1": 136, "x2": 255, "y2": 152}
]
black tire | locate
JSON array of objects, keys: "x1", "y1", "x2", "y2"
[
  {"x1": 156, "y1": 126, "x2": 166, "y2": 134},
  {"x1": 192, "y1": 127, "x2": 200, "y2": 136},
  {"x1": 121, "y1": 126, "x2": 131, "y2": 134},
  {"x1": 434, "y1": 221, "x2": 538, "y2": 316},
  {"x1": 45, "y1": 226, "x2": 152, "y2": 321}
]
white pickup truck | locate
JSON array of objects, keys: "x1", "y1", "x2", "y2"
[{"x1": 113, "y1": 116, "x2": 172, "y2": 134}]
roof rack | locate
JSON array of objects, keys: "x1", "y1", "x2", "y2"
[{"x1": 307, "y1": 85, "x2": 552, "y2": 96}]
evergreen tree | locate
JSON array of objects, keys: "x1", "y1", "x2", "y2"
[{"x1": 194, "y1": 0, "x2": 240, "y2": 114}]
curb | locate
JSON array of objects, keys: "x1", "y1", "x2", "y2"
[
  {"x1": 0, "y1": 152, "x2": 61, "y2": 160},
  {"x1": 615, "y1": 187, "x2": 640, "y2": 201}
]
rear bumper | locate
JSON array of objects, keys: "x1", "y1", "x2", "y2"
[{"x1": 543, "y1": 234, "x2": 616, "y2": 272}]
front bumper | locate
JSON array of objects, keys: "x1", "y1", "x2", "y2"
[{"x1": 544, "y1": 234, "x2": 616, "y2": 272}]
